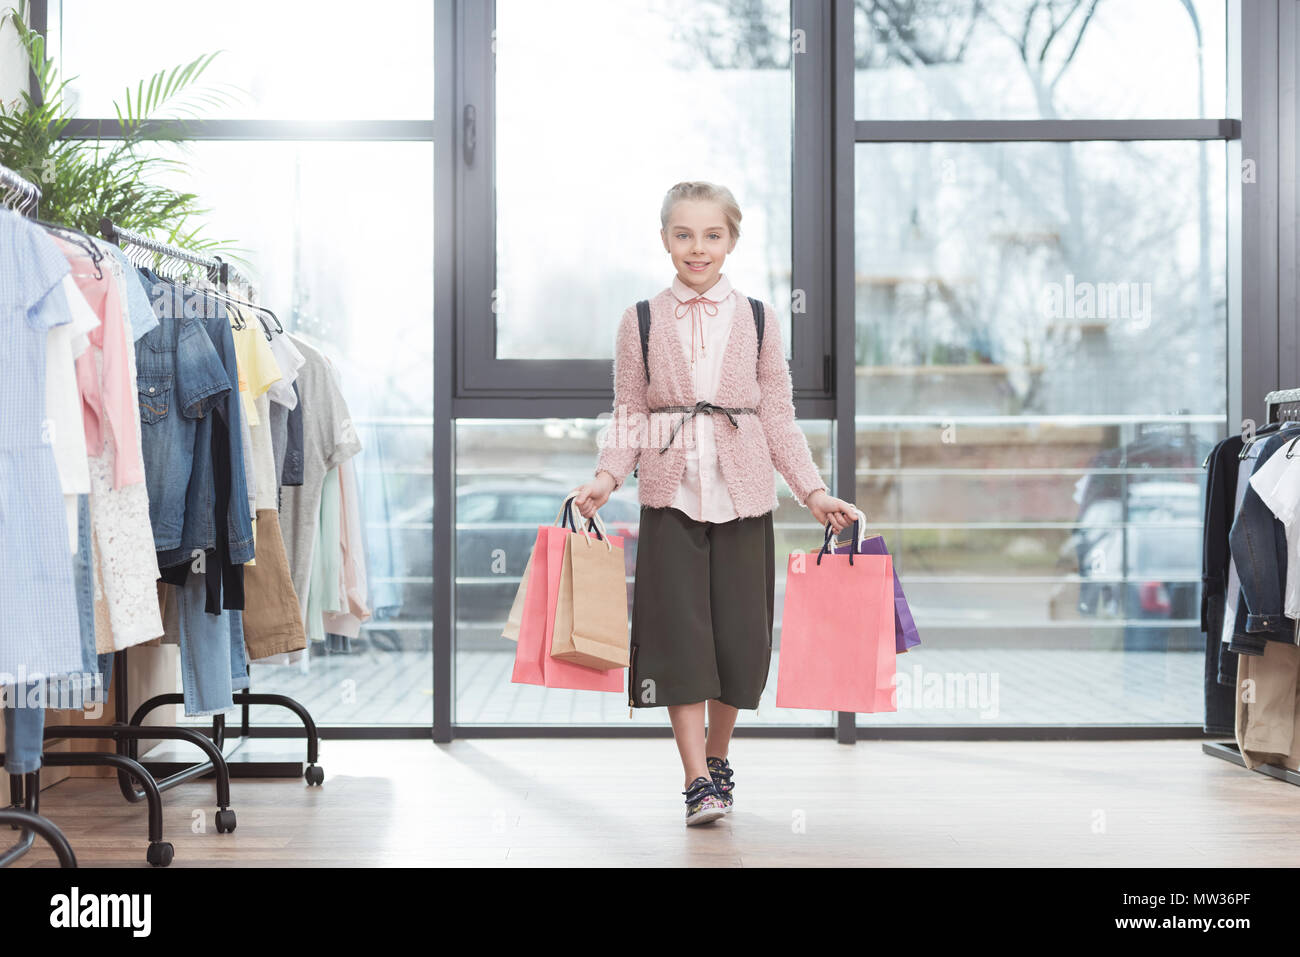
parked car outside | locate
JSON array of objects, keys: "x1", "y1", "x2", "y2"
[{"x1": 1072, "y1": 480, "x2": 1202, "y2": 651}]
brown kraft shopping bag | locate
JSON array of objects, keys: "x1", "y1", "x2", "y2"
[
  {"x1": 500, "y1": 546, "x2": 535, "y2": 642},
  {"x1": 550, "y1": 510, "x2": 629, "y2": 670}
]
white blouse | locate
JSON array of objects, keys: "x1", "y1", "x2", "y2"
[
  {"x1": 667, "y1": 273, "x2": 742, "y2": 524},
  {"x1": 47, "y1": 277, "x2": 99, "y2": 552}
]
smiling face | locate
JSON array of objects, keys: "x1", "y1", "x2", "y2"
[{"x1": 661, "y1": 199, "x2": 736, "y2": 293}]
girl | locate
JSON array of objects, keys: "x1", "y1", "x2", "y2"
[{"x1": 572, "y1": 181, "x2": 857, "y2": 826}]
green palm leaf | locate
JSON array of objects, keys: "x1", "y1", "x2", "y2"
[{"x1": 0, "y1": 0, "x2": 242, "y2": 251}]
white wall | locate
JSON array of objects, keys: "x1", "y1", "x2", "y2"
[{"x1": 0, "y1": 7, "x2": 28, "y2": 106}]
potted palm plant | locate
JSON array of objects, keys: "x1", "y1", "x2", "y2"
[{"x1": 0, "y1": 0, "x2": 238, "y2": 254}]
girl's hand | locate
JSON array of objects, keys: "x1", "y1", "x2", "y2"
[
  {"x1": 572, "y1": 471, "x2": 616, "y2": 519},
  {"x1": 807, "y1": 489, "x2": 859, "y2": 534}
]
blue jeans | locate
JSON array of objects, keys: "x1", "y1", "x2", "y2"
[
  {"x1": 61, "y1": 493, "x2": 110, "y2": 711},
  {"x1": 172, "y1": 572, "x2": 235, "y2": 717},
  {"x1": 230, "y1": 610, "x2": 249, "y2": 692},
  {"x1": 2, "y1": 692, "x2": 44, "y2": 775}
]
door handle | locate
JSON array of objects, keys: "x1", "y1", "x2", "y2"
[{"x1": 463, "y1": 104, "x2": 477, "y2": 166}]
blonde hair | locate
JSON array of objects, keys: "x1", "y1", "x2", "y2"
[{"x1": 660, "y1": 181, "x2": 742, "y2": 242}]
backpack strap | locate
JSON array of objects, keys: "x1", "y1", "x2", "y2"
[
  {"x1": 635, "y1": 295, "x2": 765, "y2": 386},
  {"x1": 747, "y1": 296, "x2": 765, "y2": 358},
  {"x1": 636, "y1": 299, "x2": 652, "y2": 383}
]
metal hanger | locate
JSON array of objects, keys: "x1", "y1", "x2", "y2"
[
  {"x1": 99, "y1": 218, "x2": 282, "y2": 339},
  {"x1": 1241, "y1": 419, "x2": 1300, "y2": 459},
  {"x1": 37, "y1": 219, "x2": 106, "y2": 280},
  {"x1": 0, "y1": 173, "x2": 39, "y2": 216},
  {"x1": 0, "y1": 163, "x2": 42, "y2": 218},
  {"x1": 202, "y1": 263, "x2": 280, "y2": 338},
  {"x1": 1239, "y1": 421, "x2": 1285, "y2": 459}
]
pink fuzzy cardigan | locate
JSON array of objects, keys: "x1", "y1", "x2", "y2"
[{"x1": 594, "y1": 287, "x2": 828, "y2": 518}]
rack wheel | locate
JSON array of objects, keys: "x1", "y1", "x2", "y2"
[
  {"x1": 147, "y1": 842, "x2": 174, "y2": 867},
  {"x1": 215, "y1": 809, "x2": 237, "y2": 833},
  {"x1": 304, "y1": 765, "x2": 324, "y2": 786}
]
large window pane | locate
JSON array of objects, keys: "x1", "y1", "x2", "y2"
[
  {"x1": 854, "y1": 0, "x2": 1226, "y2": 121},
  {"x1": 454, "y1": 418, "x2": 835, "y2": 726},
  {"x1": 156, "y1": 140, "x2": 435, "y2": 726},
  {"x1": 493, "y1": 0, "x2": 793, "y2": 360},
  {"x1": 853, "y1": 140, "x2": 1226, "y2": 726},
  {"x1": 51, "y1": 0, "x2": 434, "y2": 120}
]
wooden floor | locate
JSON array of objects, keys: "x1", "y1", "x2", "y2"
[{"x1": 9, "y1": 738, "x2": 1299, "y2": 867}]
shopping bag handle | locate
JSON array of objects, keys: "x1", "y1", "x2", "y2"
[
  {"x1": 557, "y1": 494, "x2": 609, "y2": 547},
  {"x1": 572, "y1": 501, "x2": 611, "y2": 553},
  {"x1": 580, "y1": 509, "x2": 613, "y2": 551},
  {"x1": 830, "y1": 506, "x2": 869, "y2": 551},
  {"x1": 553, "y1": 497, "x2": 574, "y2": 528},
  {"x1": 816, "y1": 511, "x2": 864, "y2": 566}
]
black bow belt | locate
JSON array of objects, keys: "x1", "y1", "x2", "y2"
[{"x1": 650, "y1": 400, "x2": 757, "y2": 454}]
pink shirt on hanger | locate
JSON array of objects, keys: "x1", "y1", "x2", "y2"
[
  {"x1": 667, "y1": 273, "x2": 741, "y2": 524},
  {"x1": 322, "y1": 457, "x2": 372, "y2": 639},
  {"x1": 55, "y1": 237, "x2": 144, "y2": 490}
]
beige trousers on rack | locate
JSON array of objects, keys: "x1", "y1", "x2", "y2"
[
  {"x1": 242, "y1": 509, "x2": 307, "y2": 660},
  {"x1": 1235, "y1": 638, "x2": 1300, "y2": 770}
]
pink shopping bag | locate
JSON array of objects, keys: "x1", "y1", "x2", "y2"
[
  {"x1": 775, "y1": 522, "x2": 897, "y2": 713},
  {"x1": 510, "y1": 503, "x2": 626, "y2": 693}
]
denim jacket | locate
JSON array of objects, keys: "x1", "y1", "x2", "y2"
[
  {"x1": 135, "y1": 270, "x2": 254, "y2": 571},
  {"x1": 1228, "y1": 429, "x2": 1300, "y2": 655},
  {"x1": 135, "y1": 273, "x2": 230, "y2": 553}
]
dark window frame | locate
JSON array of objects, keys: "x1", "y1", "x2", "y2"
[{"x1": 450, "y1": 0, "x2": 835, "y2": 411}]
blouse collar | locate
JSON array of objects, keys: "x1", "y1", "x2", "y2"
[{"x1": 671, "y1": 272, "x2": 731, "y2": 306}]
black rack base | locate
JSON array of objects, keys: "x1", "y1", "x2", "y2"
[
  {"x1": 139, "y1": 736, "x2": 305, "y2": 780},
  {"x1": 1203, "y1": 739, "x2": 1300, "y2": 785}
]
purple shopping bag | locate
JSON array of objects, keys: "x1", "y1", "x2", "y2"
[{"x1": 834, "y1": 520, "x2": 920, "y2": 653}]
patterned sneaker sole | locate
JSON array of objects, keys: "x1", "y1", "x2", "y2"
[{"x1": 686, "y1": 805, "x2": 727, "y2": 826}]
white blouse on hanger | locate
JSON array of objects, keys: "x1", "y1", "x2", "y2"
[
  {"x1": 47, "y1": 276, "x2": 99, "y2": 552},
  {"x1": 83, "y1": 254, "x2": 164, "y2": 652}
]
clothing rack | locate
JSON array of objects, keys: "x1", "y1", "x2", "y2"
[
  {"x1": 2, "y1": 187, "x2": 322, "y2": 864},
  {"x1": 99, "y1": 218, "x2": 230, "y2": 280},
  {"x1": 1203, "y1": 388, "x2": 1300, "y2": 784},
  {"x1": 96, "y1": 219, "x2": 324, "y2": 787},
  {"x1": 10, "y1": 206, "x2": 239, "y2": 864},
  {"x1": 1, "y1": 168, "x2": 192, "y2": 864}
]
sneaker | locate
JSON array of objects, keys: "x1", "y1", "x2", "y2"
[
  {"x1": 683, "y1": 776, "x2": 727, "y2": 826},
  {"x1": 706, "y1": 756, "x2": 735, "y2": 811}
]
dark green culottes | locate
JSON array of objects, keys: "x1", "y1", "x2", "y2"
[{"x1": 628, "y1": 505, "x2": 775, "y2": 710}]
